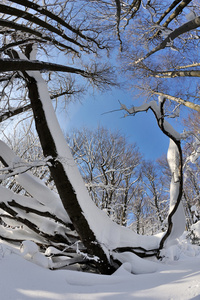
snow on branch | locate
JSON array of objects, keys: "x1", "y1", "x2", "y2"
[
  {"x1": 0, "y1": 157, "x2": 52, "y2": 180},
  {"x1": 0, "y1": 140, "x2": 70, "y2": 224},
  {"x1": 120, "y1": 99, "x2": 181, "y2": 141}
]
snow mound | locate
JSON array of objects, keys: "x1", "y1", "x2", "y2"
[
  {"x1": 191, "y1": 221, "x2": 200, "y2": 239},
  {"x1": 20, "y1": 240, "x2": 51, "y2": 268},
  {"x1": 160, "y1": 232, "x2": 200, "y2": 262}
]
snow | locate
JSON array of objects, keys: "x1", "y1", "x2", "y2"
[
  {"x1": 20, "y1": 241, "x2": 51, "y2": 268},
  {"x1": 0, "y1": 237, "x2": 200, "y2": 300},
  {"x1": 191, "y1": 221, "x2": 200, "y2": 239},
  {"x1": 0, "y1": 140, "x2": 70, "y2": 224},
  {"x1": 167, "y1": 139, "x2": 180, "y2": 184},
  {"x1": 112, "y1": 251, "x2": 157, "y2": 274},
  {"x1": 163, "y1": 138, "x2": 185, "y2": 248},
  {"x1": 188, "y1": 137, "x2": 200, "y2": 163}
]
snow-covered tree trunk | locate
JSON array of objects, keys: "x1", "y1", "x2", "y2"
[
  {"x1": 121, "y1": 98, "x2": 186, "y2": 253},
  {"x1": 15, "y1": 49, "x2": 113, "y2": 274},
  {"x1": 159, "y1": 138, "x2": 185, "y2": 250}
]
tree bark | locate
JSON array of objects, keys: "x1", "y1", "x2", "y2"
[
  {"x1": 23, "y1": 72, "x2": 114, "y2": 274},
  {"x1": 152, "y1": 91, "x2": 200, "y2": 113}
]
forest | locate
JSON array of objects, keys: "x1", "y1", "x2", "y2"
[{"x1": 0, "y1": 0, "x2": 200, "y2": 276}]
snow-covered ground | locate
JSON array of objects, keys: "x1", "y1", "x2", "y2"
[{"x1": 1, "y1": 234, "x2": 200, "y2": 300}]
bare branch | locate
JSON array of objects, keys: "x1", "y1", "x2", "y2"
[
  {"x1": 0, "y1": 57, "x2": 87, "y2": 74},
  {"x1": 0, "y1": 19, "x2": 78, "y2": 54},
  {"x1": 7, "y1": 0, "x2": 102, "y2": 47},
  {"x1": 150, "y1": 70, "x2": 200, "y2": 78},
  {"x1": 162, "y1": 0, "x2": 193, "y2": 27},
  {"x1": 175, "y1": 63, "x2": 200, "y2": 69},
  {"x1": 0, "y1": 38, "x2": 47, "y2": 53},
  {"x1": 124, "y1": 0, "x2": 141, "y2": 28},
  {"x1": 0, "y1": 4, "x2": 89, "y2": 51},
  {"x1": 135, "y1": 16, "x2": 200, "y2": 64},
  {"x1": 150, "y1": 91, "x2": 200, "y2": 113},
  {"x1": 0, "y1": 104, "x2": 31, "y2": 123},
  {"x1": 114, "y1": 0, "x2": 122, "y2": 48},
  {"x1": 156, "y1": 0, "x2": 182, "y2": 25}
]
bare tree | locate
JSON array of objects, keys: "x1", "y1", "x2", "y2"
[
  {"x1": 141, "y1": 161, "x2": 168, "y2": 233},
  {"x1": 120, "y1": 0, "x2": 200, "y2": 113},
  {"x1": 67, "y1": 127, "x2": 141, "y2": 226}
]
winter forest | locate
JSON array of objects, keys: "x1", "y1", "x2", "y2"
[{"x1": 0, "y1": 0, "x2": 200, "y2": 298}]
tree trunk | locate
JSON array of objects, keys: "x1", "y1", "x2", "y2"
[{"x1": 24, "y1": 73, "x2": 114, "y2": 274}]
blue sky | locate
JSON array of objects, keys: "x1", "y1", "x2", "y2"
[{"x1": 57, "y1": 88, "x2": 184, "y2": 161}]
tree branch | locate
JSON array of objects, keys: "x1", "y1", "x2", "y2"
[
  {"x1": 0, "y1": 58, "x2": 87, "y2": 74},
  {"x1": 0, "y1": 104, "x2": 31, "y2": 123},
  {"x1": 0, "y1": 38, "x2": 47, "y2": 53},
  {"x1": 121, "y1": 100, "x2": 181, "y2": 141},
  {"x1": 7, "y1": 0, "x2": 102, "y2": 47},
  {"x1": 175, "y1": 63, "x2": 200, "y2": 69},
  {"x1": 121, "y1": 99, "x2": 185, "y2": 251},
  {"x1": 8, "y1": 199, "x2": 75, "y2": 231},
  {"x1": 0, "y1": 19, "x2": 78, "y2": 54},
  {"x1": 0, "y1": 57, "x2": 116, "y2": 91},
  {"x1": 150, "y1": 91, "x2": 200, "y2": 113},
  {"x1": 150, "y1": 70, "x2": 200, "y2": 78},
  {"x1": 0, "y1": 202, "x2": 71, "y2": 245},
  {"x1": 135, "y1": 16, "x2": 200, "y2": 64},
  {"x1": 114, "y1": 0, "x2": 122, "y2": 48},
  {"x1": 124, "y1": 0, "x2": 141, "y2": 28},
  {"x1": 0, "y1": 4, "x2": 88, "y2": 51},
  {"x1": 156, "y1": 0, "x2": 182, "y2": 25},
  {"x1": 162, "y1": 0, "x2": 193, "y2": 27}
]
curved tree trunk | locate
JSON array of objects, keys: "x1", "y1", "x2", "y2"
[
  {"x1": 24, "y1": 73, "x2": 115, "y2": 274},
  {"x1": 159, "y1": 138, "x2": 185, "y2": 251},
  {"x1": 121, "y1": 99, "x2": 186, "y2": 253}
]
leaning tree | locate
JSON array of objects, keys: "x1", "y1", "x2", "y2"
[{"x1": 0, "y1": 0, "x2": 196, "y2": 274}]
